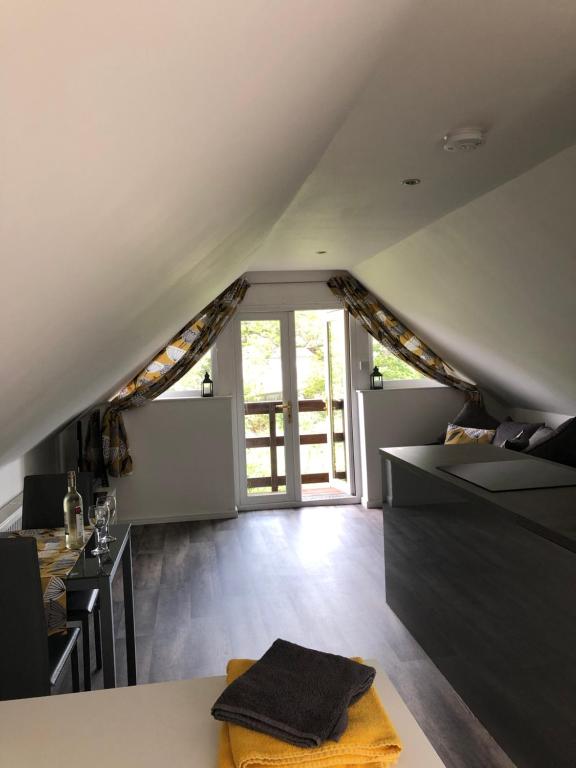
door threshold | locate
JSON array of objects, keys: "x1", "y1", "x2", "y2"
[{"x1": 238, "y1": 496, "x2": 361, "y2": 512}]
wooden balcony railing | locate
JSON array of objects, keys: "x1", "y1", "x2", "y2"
[{"x1": 245, "y1": 399, "x2": 345, "y2": 492}]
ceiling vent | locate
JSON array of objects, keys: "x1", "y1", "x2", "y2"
[{"x1": 443, "y1": 127, "x2": 485, "y2": 152}]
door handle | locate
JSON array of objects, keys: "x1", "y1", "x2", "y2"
[{"x1": 279, "y1": 401, "x2": 292, "y2": 423}]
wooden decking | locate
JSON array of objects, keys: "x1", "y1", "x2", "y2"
[{"x1": 245, "y1": 399, "x2": 346, "y2": 492}]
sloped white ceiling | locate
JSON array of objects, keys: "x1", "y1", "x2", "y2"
[
  {"x1": 0, "y1": 0, "x2": 394, "y2": 463},
  {"x1": 354, "y1": 143, "x2": 576, "y2": 414},
  {"x1": 252, "y1": 0, "x2": 576, "y2": 269},
  {"x1": 2, "y1": 0, "x2": 576, "y2": 466}
]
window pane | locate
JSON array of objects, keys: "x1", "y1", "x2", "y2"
[
  {"x1": 294, "y1": 310, "x2": 330, "y2": 488},
  {"x1": 241, "y1": 319, "x2": 287, "y2": 496},
  {"x1": 241, "y1": 320, "x2": 283, "y2": 403},
  {"x1": 371, "y1": 339, "x2": 425, "y2": 380},
  {"x1": 162, "y1": 349, "x2": 212, "y2": 393}
]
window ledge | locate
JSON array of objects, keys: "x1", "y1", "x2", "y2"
[
  {"x1": 153, "y1": 394, "x2": 232, "y2": 402},
  {"x1": 357, "y1": 380, "x2": 447, "y2": 392}
]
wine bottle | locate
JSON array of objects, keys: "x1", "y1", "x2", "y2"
[{"x1": 63, "y1": 470, "x2": 84, "y2": 549}]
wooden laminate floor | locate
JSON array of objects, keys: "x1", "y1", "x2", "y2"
[{"x1": 59, "y1": 505, "x2": 515, "y2": 768}]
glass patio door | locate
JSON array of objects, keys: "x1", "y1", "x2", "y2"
[
  {"x1": 235, "y1": 308, "x2": 355, "y2": 508},
  {"x1": 236, "y1": 313, "x2": 299, "y2": 506}
]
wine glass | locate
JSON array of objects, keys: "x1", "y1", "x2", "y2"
[
  {"x1": 88, "y1": 503, "x2": 109, "y2": 555},
  {"x1": 98, "y1": 495, "x2": 117, "y2": 543}
]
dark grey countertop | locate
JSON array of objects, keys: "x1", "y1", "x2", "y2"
[{"x1": 380, "y1": 444, "x2": 576, "y2": 554}]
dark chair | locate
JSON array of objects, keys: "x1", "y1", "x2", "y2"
[
  {"x1": 22, "y1": 473, "x2": 102, "y2": 691},
  {"x1": 22, "y1": 472, "x2": 95, "y2": 527},
  {"x1": 0, "y1": 537, "x2": 81, "y2": 700}
]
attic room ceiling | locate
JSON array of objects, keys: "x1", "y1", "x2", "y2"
[
  {"x1": 2, "y1": 0, "x2": 576, "y2": 465},
  {"x1": 0, "y1": 0, "x2": 393, "y2": 463},
  {"x1": 252, "y1": 0, "x2": 576, "y2": 269}
]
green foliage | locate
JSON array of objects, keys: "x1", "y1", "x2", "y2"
[
  {"x1": 241, "y1": 319, "x2": 283, "y2": 402},
  {"x1": 372, "y1": 341, "x2": 425, "y2": 380},
  {"x1": 301, "y1": 372, "x2": 325, "y2": 400},
  {"x1": 295, "y1": 311, "x2": 327, "y2": 401}
]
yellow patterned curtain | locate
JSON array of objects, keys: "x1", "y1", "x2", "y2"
[
  {"x1": 102, "y1": 277, "x2": 249, "y2": 477},
  {"x1": 327, "y1": 275, "x2": 479, "y2": 396}
]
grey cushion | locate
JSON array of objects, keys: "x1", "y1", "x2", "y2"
[
  {"x1": 493, "y1": 420, "x2": 543, "y2": 448},
  {"x1": 525, "y1": 417, "x2": 576, "y2": 467},
  {"x1": 527, "y1": 426, "x2": 554, "y2": 450}
]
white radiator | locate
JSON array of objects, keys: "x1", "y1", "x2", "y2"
[{"x1": 0, "y1": 506, "x2": 22, "y2": 532}]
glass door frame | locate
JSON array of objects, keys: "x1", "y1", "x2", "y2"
[
  {"x1": 234, "y1": 311, "x2": 301, "y2": 509},
  {"x1": 233, "y1": 306, "x2": 361, "y2": 511}
]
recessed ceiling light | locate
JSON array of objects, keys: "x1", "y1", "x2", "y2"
[
  {"x1": 316, "y1": 250, "x2": 327, "y2": 254},
  {"x1": 402, "y1": 178, "x2": 421, "y2": 186}
]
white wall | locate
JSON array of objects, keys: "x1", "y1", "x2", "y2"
[
  {"x1": 241, "y1": 271, "x2": 343, "y2": 311},
  {"x1": 354, "y1": 143, "x2": 576, "y2": 416},
  {"x1": 357, "y1": 384, "x2": 467, "y2": 507},
  {"x1": 114, "y1": 398, "x2": 236, "y2": 524},
  {"x1": 510, "y1": 407, "x2": 571, "y2": 430}
]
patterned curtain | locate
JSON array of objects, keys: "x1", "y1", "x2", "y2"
[
  {"x1": 84, "y1": 410, "x2": 109, "y2": 487},
  {"x1": 327, "y1": 275, "x2": 479, "y2": 396},
  {"x1": 102, "y1": 277, "x2": 249, "y2": 477}
]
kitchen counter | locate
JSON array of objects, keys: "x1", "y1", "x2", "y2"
[{"x1": 0, "y1": 661, "x2": 445, "y2": 767}]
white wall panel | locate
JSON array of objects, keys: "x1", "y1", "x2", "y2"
[
  {"x1": 357, "y1": 386, "x2": 466, "y2": 507},
  {"x1": 115, "y1": 398, "x2": 236, "y2": 523}
]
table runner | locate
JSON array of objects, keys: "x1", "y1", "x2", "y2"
[{"x1": 11, "y1": 528, "x2": 90, "y2": 635}]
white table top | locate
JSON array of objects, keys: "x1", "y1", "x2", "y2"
[{"x1": 0, "y1": 661, "x2": 445, "y2": 767}]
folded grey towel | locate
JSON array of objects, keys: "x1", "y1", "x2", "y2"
[{"x1": 211, "y1": 639, "x2": 376, "y2": 748}]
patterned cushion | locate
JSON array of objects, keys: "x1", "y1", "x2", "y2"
[
  {"x1": 435, "y1": 400, "x2": 501, "y2": 444},
  {"x1": 444, "y1": 424, "x2": 496, "y2": 445}
]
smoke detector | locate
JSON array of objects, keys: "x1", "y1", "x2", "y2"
[{"x1": 443, "y1": 127, "x2": 485, "y2": 152}]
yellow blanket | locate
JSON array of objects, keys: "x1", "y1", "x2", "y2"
[{"x1": 218, "y1": 659, "x2": 402, "y2": 768}]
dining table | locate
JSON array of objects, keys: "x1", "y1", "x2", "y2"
[
  {"x1": 7, "y1": 523, "x2": 136, "y2": 689},
  {"x1": 64, "y1": 522, "x2": 137, "y2": 688}
]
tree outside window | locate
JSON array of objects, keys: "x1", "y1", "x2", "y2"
[{"x1": 371, "y1": 338, "x2": 425, "y2": 380}]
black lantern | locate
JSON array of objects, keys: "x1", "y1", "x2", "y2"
[
  {"x1": 370, "y1": 366, "x2": 383, "y2": 390},
  {"x1": 201, "y1": 371, "x2": 214, "y2": 397}
]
